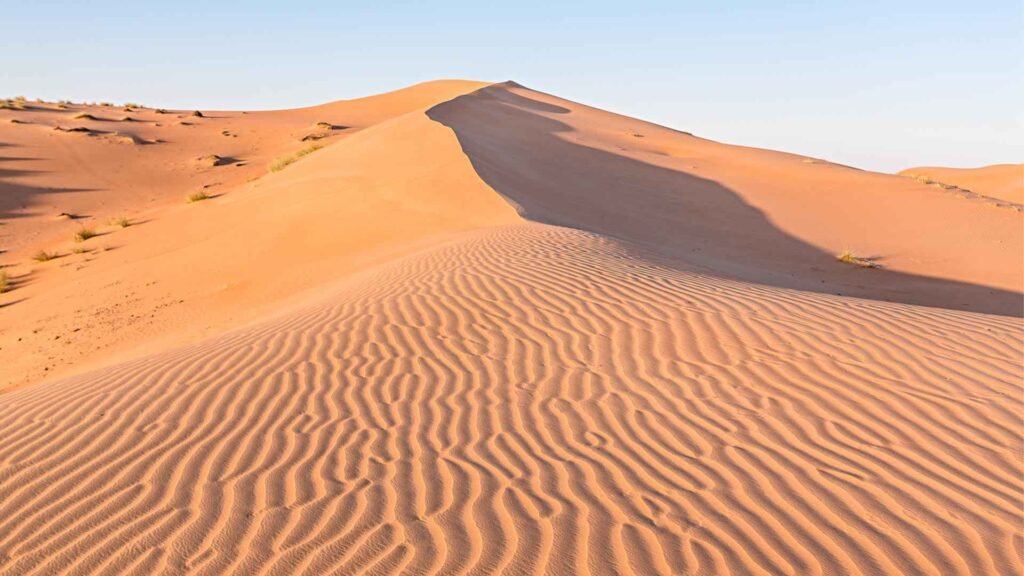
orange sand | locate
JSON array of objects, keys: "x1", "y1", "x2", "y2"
[
  {"x1": 899, "y1": 163, "x2": 1023, "y2": 205},
  {"x1": 0, "y1": 81, "x2": 1021, "y2": 575}
]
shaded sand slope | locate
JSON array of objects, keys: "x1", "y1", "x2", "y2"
[
  {"x1": 428, "y1": 83, "x2": 1023, "y2": 316},
  {"x1": 0, "y1": 224, "x2": 1020, "y2": 575},
  {"x1": 899, "y1": 164, "x2": 1024, "y2": 205},
  {"x1": 0, "y1": 88, "x2": 517, "y2": 388}
]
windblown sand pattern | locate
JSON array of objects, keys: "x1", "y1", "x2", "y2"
[{"x1": 0, "y1": 224, "x2": 1020, "y2": 575}]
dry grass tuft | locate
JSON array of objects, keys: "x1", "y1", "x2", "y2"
[
  {"x1": 198, "y1": 154, "x2": 227, "y2": 167},
  {"x1": 109, "y1": 216, "x2": 131, "y2": 228},
  {"x1": 0, "y1": 269, "x2": 7, "y2": 294},
  {"x1": 295, "y1": 144, "x2": 322, "y2": 158},
  {"x1": 836, "y1": 249, "x2": 879, "y2": 268},
  {"x1": 313, "y1": 121, "x2": 343, "y2": 130},
  {"x1": 33, "y1": 250, "x2": 58, "y2": 262},
  {"x1": 269, "y1": 144, "x2": 322, "y2": 173},
  {"x1": 187, "y1": 191, "x2": 211, "y2": 203},
  {"x1": 74, "y1": 227, "x2": 98, "y2": 242}
]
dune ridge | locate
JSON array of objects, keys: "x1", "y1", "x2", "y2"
[
  {"x1": 2, "y1": 81, "x2": 1021, "y2": 388},
  {"x1": 899, "y1": 164, "x2": 1023, "y2": 205},
  {"x1": 0, "y1": 83, "x2": 516, "y2": 388},
  {"x1": 429, "y1": 83, "x2": 1023, "y2": 315},
  {"x1": 1, "y1": 80, "x2": 1022, "y2": 575},
  {"x1": 0, "y1": 224, "x2": 1020, "y2": 575}
]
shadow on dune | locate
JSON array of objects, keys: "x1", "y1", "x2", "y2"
[
  {"x1": 428, "y1": 84, "x2": 1022, "y2": 316},
  {"x1": 0, "y1": 142, "x2": 93, "y2": 221}
]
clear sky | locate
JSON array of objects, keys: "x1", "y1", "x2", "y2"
[{"x1": 3, "y1": 1, "x2": 1021, "y2": 172}]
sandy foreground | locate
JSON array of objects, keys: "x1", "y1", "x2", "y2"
[{"x1": 0, "y1": 82, "x2": 1021, "y2": 575}]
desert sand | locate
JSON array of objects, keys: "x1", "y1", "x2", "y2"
[
  {"x1": 899, "y1": 164, "x2": 1024, "y2": 205},
  {"x1": 0, "y1": 82, "x2": 1021, "y2": 575}
]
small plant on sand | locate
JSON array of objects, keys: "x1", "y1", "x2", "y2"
[
  {"x1": 71, "y1": 245, "x2": 89, "y2": 255},
  {"x1": 155, "y1": 108, "x2": 168, "y2": 114},
  {"x1": 110, "y1": 216, "x2": 131, "y2": 228},
  {"x1": 269, "y1": 144, "x2": 323, "y2": 173},
  {"x1": 72, "y1": 112, "x2": 96, "y2": 120},
  {"x1": 198, "y1": 154, "x2": 226, "y2": 167},
  {"x1": 0, "y1": 99, "x2": 26, "y2": 110},
  {"x1": 191, "y1": 110, "x2": 205, "y2": 118},
  {"x1": 124, "y1": 102, "x2": 143, "y2": 109},
  {"x1": 32, "y1": 250, "x2": 58, "y2": 262},
  {"x1": 0, "y1": 269, "x2": 8, "y2": 294},
  {"x1": 836, "y1": 249, "x2": 879, "y2": 268},
  {"x1": 296, "y1": 144, "x2": 322, "y2": 157},
  {"x1": 74, "y1": 227, "x2": 98, "y2": 242},
  {"x1": 187, "y1": 190, "x2": 211, "y2": 203}
]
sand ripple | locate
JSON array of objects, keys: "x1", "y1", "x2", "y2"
[{"x1": 0, "y1": 224, "x2": 1020, "y2": 575}]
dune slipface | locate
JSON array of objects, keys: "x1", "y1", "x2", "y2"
[{"x1": 0, "y1": 82, "x2": 1021, "y2": 576}]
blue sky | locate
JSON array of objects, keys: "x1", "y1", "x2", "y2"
[{"x1": 3, "y1": 1, "x2": 1020, "y2": 171}]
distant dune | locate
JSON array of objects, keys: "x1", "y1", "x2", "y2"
[
  {"x1": 899, "y1": 163, "x2": 1023, "y2": 205},
  {"x1": 0, "y1": 81, "x2": 1020, "y2": 575}
]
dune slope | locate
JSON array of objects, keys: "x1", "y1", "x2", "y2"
[
  {"x1": 898, "y1": 164, "x2": 1024, "y2": 205},
  {"x1": 0, "y1": 224, "x2": 1020, "y2": 575},
  {"x1": 0, "y1": 81, "x2": 1021, "y2": 576},
  {"x1": 0, "y1": 80, "x2": 489, "y2": 256},
  {"x1": 0, "y1": 82, "x2": 515, "y2": 388},
  {"x1": 429, "y1": 83, "x2": 1023, "y2": 315}
]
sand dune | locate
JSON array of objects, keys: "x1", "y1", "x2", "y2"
[
  {"x1": 0, "y1": 81, "x2": 512, "y2": 388},
  {"x1": 0, "y1": 80, "x2": 487, "y2": 256},
  {"x1": 0, "y1": 224, "x2": 1020, "y2": 575},
  {"x1": 899, "y1": 164, "x2": 1023, "y2": 205},
  {"x1": 0, "y1": 81, "x2": 1021, "y2": 575},
  {"x1": 429, "y1": 83, "x2": 1023, "y2": 314}
]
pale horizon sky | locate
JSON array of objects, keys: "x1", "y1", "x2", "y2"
[{"x1": 3, "y1": 1, "x2": 1021, "y2": 172}]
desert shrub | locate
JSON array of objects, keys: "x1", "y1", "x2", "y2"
[
  {"x1": 836, "y1": 250, "x2": 878, "y2": 268},
  {"x1": 33, "y1": 250, "x2": 58, "y2": 262},
  {"x1": 270, "y1": 144, "x2": 323, "y2": 173},
  {"x1": 74, "y1": 227, "x2": 98, "y2": 242}
]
